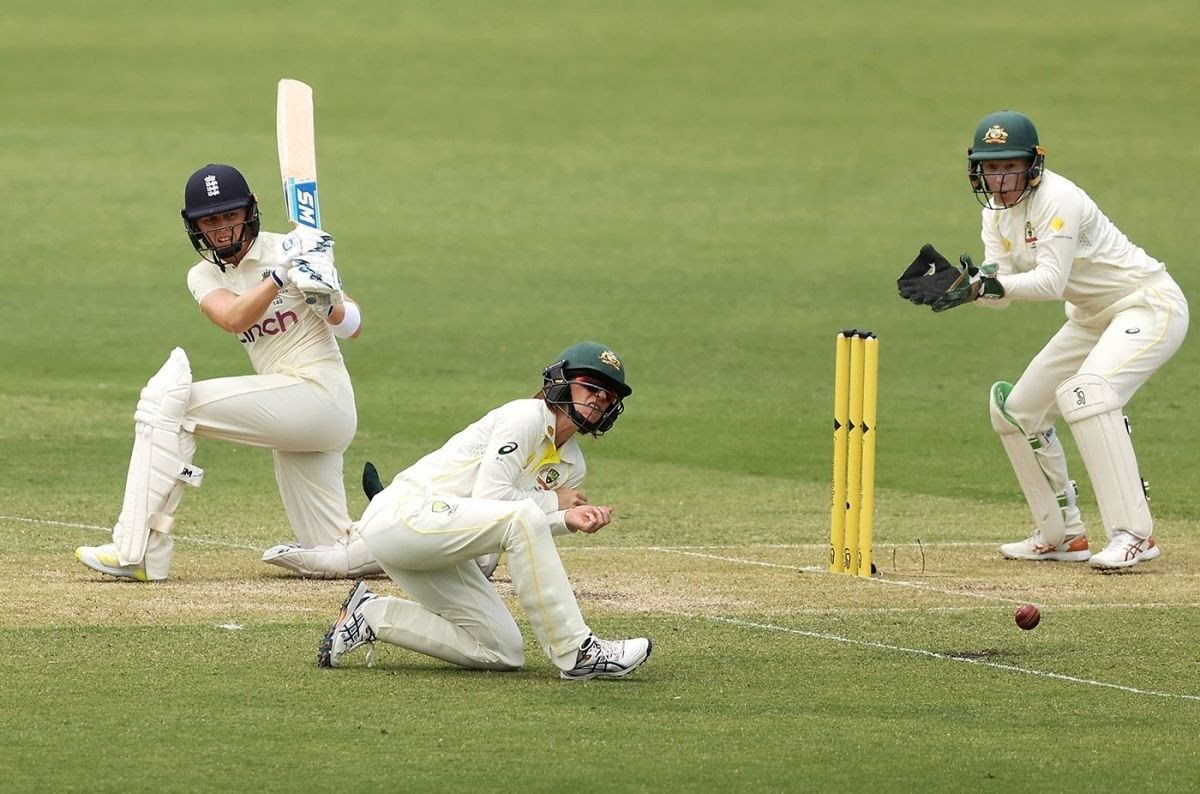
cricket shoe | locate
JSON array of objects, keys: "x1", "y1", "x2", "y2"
[
  {"x1": 317, "y1": 580, "x2": 378, "y2": 668},
  {"x1": 1089, "y1": 531, "x2": 1161, "y2": 571},
  {"x1": 262, "y1": 537, "x2": 385, "y2": 580},
  {"x1": 561, "y1": 635, "x2": 652, "y2": 681},
  {"x1": 999, "y1": 531, "x2": 1091, "y2": 562},
  {"x1": 75, "y1": 543, "x2": 157, "y2": 582}
]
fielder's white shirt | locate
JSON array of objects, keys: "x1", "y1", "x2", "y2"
[
  {"x1": 186, "y1": 231, "x2": 345, "y2": 376},
  {"x1": 980, "y1": 169, "x2": 1165, "y2": 316},
  {"x1": 396, "y1": 398, "x2": 586, "y2": 516}
]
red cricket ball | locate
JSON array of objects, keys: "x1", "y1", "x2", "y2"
[{"x1": 1015, "y1": 603, "x2": 1041, "y2": 630}]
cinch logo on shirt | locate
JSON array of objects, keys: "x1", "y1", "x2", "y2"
[{"x1": 238, "y1": 309, "x2": 300, "y2": 344}]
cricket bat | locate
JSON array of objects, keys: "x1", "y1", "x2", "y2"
[{"x1": 276, "y1": 78, "x2": 322, "y2": 230}]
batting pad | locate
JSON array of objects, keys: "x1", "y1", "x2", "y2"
[
  {"x1": 1056, "y1": 373, "x2": 1152, "y2": 539},
  {"x1": 990, "y1": 382, "x2": 1078, "y2": 546},
  {"x1": 114, "y1": 348, "x2": 204, "y2": 566}
]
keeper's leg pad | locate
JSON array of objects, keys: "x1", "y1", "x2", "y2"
[
  {"x1": 113, "y1": 348, "x2": 205, "y2": 566},
  {"x1": 990, "y1": 382, "x2": 1081, "y2": 546},
  {"x1": 1056, "y1": 374, "x2": 1152, "y2": 539}
]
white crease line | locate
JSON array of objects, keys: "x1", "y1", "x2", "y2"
[
  {"x1": 667, "y1": 611, "x2": 1200, "y2": 703},
  {"x1": 0, "y1": 515, "x2": 263, "y2": 552}
]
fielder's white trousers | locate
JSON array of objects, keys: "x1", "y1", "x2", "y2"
[
  {"x1": 358, "y1": 481, "x2": 589, "y2": 672},
  {"x1": 1004, "y1": 272, "x2": 1189, "y2": 431}
]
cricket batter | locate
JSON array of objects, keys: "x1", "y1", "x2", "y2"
[
  {"x1": 317, "y1": 342, "x2": 653, "y2": 681},
  {"x1": 897, "y1": 111, "x2": 1189, "y2": 570},
  {"x1": 75, "y1": 164, "x2": 381, "y2": 581}
]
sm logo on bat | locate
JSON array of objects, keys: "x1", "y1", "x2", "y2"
[{"x1": 285, "y1": 178, "x2": 321, "y2": 229}]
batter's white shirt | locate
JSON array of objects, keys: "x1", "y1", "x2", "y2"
[
  {"x1": 980, "y1": 169, "x2": 1165, "y2": 317},
  {"x1": 186, "y1": 231, "x2": 345, "y2": 376},
  {"x1": 395, "y1": 399, "x2": 586, "y2": 516}
]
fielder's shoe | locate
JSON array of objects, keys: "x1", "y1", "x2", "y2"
[
  {"x1": 561, "y1": 635, "x2": 652, "y2": 681},
  {"x1": 75, "y1": 543, "x2": 154, "y2": 582},
  {"x1": 1089, "y1": 531, "x2": 1161, "y2": 570},
  {"x1": 1000, "y1": 531, "x2": 1092, "y2": 562},
  {"x1": 317, "y1": 580, "x2": 378, "y2": 668}
]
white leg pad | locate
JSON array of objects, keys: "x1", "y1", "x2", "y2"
[
  {"x1": 113, "y1": 348, "x2": 204, "y2": 567},
  {"x1": 1056, "y1": 374, "x2": 1152, "y2": 539},
  {"x1": 990, "y1": 382, "x2": 1081, "y2": 546}
]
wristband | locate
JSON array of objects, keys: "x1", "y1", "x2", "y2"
[
  {"x1": 331, "y1": 300, "x2": 361, "y2": 339},
  {"x1": 270, "y1": 268, "x2": 286, "y2": 289}
]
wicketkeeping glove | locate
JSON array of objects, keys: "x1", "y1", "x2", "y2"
[
  {"x1": 897, "y1": 244, "x2": 961, "y2": 305},
  {"x1": 929, "y1": 255, "x2": 1005, "y2": 312}
]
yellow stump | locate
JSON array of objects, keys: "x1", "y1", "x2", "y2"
[
  {"x1": 858, "y1": 335, "x2": 879, "y2": 577},
  {"x1": 829, "y1": 333, "x2": 851, "y2": 572},
  {"x1": 828, "y1": 330, "x2": 878, "y2": 577}
]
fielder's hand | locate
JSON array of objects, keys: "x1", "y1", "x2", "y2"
[
  {"x1": 555, "y1": 487, "x2": 588, "y2": 509},
  {"x1": 565, "y1": 505, "x2": 613, "y2": 534},
  {"x1": 897, "y1": 244, "x2": 961, "y2": 305}
]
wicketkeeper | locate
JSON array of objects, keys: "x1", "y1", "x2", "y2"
[
  {"x1": 75, "y1": 164, "x2": 380, "y2": 581},
  {"x1": 897, "y1": 111, "x2": 1189, "y2": 570},
  {"x1": 317, "y1": 342, "x2": 652, "y2": 681}
]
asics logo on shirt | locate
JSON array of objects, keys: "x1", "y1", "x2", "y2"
[{"x1": 238, "y1": 309, "x2": 300, "y2": 344}]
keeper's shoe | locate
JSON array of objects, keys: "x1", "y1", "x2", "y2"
[
  {"x1": 561, "y1": 635, "x2": 652, "y2": 681},
  {"x1": 999, "y1": 531, "x2": 1092, "y2": 562},
  {"x1": 75, "y1": 543, "x2": 155, "y2": 582},
  {"x1": 318, "y1": 580, "x2": 378, "y2": 668},
  {"x1": 1089, "y1": 531, "x2": 1161, "y2": 570}
]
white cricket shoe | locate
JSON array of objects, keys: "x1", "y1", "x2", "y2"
[
  {"x1": 318, "y1": 580, "x2": 378, "y2": 668},
  {"x1": 75, "y1": 543, "x2": 156, "y2": 582},
  {"x1": 1089, "y1": 531, "x2": 1161, "y2": 570},
  {"x1": 1000, "y1": 531, "x2": 1092, "y2": 562},
  {"x1": 561, "y1": 635, "x2": 652, "y2": 681},
  {"x1": 262, "y1": 538, "x2": 385, "y2": 580}
]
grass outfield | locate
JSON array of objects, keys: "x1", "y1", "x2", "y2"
[{"x1": 2, "y1": 1, "x2": 1198, "y2": 790}]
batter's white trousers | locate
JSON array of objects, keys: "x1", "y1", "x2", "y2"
[
  {"x1": 136, "y1": 364, "x2": 358, "y2": 575},
  {"x1": 357, "y1": 481, "x2": 589, "y2": 672}
]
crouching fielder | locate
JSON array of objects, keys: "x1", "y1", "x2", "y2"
[
  {"x1": 897, "y1": 111, "x2": 1188, "y2": 570},
  {"x1": 317, "y1": 342, "x2": 652, "y2": 681},
  {"x1": 75, "y1": 164, "x2": 380, "y2": 581}
]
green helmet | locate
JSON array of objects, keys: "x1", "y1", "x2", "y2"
[
  {"x1": 968, "y1": 110, "x2": 1042, "y2": 161},
  {"x1": 542, "y1": 341, "x2": 631, "y2": 436},
  {"x1": 966, "y1": 110, "x2": 1046, "y2": 207}
]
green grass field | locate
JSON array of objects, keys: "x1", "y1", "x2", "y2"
[{"x1": 2, "y1": 2, "x2": 1198, "y2": 790}]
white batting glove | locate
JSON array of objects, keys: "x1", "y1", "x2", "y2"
[
  {"x1": 278, "y1": 227, "x2": 335, "y2": 260},
  {"x1": 304, "y1": 291, "x2": 338, "y2": 318},
  {"x1": 292, "y1": 250, "x2": 340, "y2": 290},
  {"x1": 288, "y1": 262, "x2": 340, "y2": 294}
]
